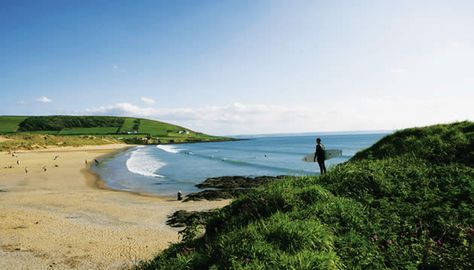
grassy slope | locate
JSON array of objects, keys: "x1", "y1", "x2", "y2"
[
  {"x1": 138, "y1": 118, "x2": 177, "y2": 136},
  {"x1": 352, "y1": 121, "x2": 474, "y2": 166},
  {"x1": 0, "y1": 116, "x2": 229, "y2": 149},
  {"x1": 59, "y1": 127, "x2": 120, "y2": 135},
  {"x1": 0, "y1": 116, "x2": 27, "y2": 133},
  {"x1": 118, "y1": 117, "x2": 138, "y2": 133},
  {"x1": 137, "y1": 121, "x2": 474, "y2": 270},
  {"x1": 0, "y1": 134, "x2": 119, "y2": 151}
]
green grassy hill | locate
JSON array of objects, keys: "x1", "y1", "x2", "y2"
[
  {"x1": 0, "y1": 115, "x2": 229, "y2": 150},
  {"x1": 137, "y1": 121, "x2": 474, "y2": 270},
  {"x1": 0, "y1": 116, "x2": 28, "y2": 133}
]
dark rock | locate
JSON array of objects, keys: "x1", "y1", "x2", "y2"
[
  {"x1": 183, "y1": 175, "x2": 288, "y2": 201},
  {"x1": 184, "y1": 189, "x2": 246, "y2": 202},
  {"x1": 196, "y1": 175, "x2": 287, "y2": 189}
]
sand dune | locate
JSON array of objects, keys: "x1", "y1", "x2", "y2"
[{"x1": 0, "y1": 145, "x2": 229, "y2": 270}]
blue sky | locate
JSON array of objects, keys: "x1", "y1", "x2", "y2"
[{"x1": 1, "y1": 0, "x2": 473, "y2": 135}]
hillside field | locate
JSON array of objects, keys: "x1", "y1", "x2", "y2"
[
  {"x1": 0, "y1": 116, "x2": 28, "y2": 133},
  {"x1": 0, "y1": 115, "x2": 229, "y2": 151}
]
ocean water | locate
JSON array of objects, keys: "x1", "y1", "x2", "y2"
[{"x1": 92, "y1": 133, "x2": 388, "y2": 196}]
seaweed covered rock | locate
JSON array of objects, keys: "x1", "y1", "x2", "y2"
[
  {"x1": 183, "y1": 189, "x2": 245, "y2": 202},
  {"x1": 184, "y1": 175, "x2": 287, "y2": 201},
  {"x1": 196, "y1": 175, "x2": 287, "y2": 189}
]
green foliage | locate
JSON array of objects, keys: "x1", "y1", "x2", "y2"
[
  {"x1": 212, "y1": 213, "x2": 342, "y2": 270},
  {"x1": 58, "y1": 127, "x2": 120, "y2": 135},
  {"x1": 0, "y1": 116, "x2": 28, "y2": 133},
  {"x1": 17, "y1": 116, "x2": 125, "y2": 131},
  {"x1": 137, "y1": 122, "x2": 474, "y2": 269},
  {"x1": 118, "y1": 118, "x2": 139, "y2": 133},
  {"x1": 318, "y1": 159, "x2": 474, "y2": 268},
  {"x1": 352, "y1": 121, "x2": 474, "y2": 166}
]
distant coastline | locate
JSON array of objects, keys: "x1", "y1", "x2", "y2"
[{"x1": 231, "y1": 130, "x2": 392, "y2": 138}]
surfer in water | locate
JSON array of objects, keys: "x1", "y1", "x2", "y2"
[{"x1": 314, "y1": 138, "x2": 326, "y2": 175}]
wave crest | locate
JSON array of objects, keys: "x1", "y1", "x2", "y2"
[
  {"x1": 126, "y1": 148, "x2": 165, "y2": 178},
  {"x1": 156, "y1": 145, "x2": 182, "y2": 154}
]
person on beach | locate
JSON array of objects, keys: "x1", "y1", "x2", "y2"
[
  {"x1": 25, "y1": 167, "x2": 28, "y2": 174},
  {"x1": 177, "y1": 190, "x2": 182, "y2": 201},
  {"x1": 314, "y1": 138, "x2": 326, "y2": 175}
]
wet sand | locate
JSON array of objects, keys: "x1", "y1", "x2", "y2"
[{"x1": 0, "y1": 145, "x2": 229, "y2": 269}]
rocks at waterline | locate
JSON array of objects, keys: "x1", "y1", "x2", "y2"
[{"x1": 184, "y1": 175, "x2": 287, "y2": 201}]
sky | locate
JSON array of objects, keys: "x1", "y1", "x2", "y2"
[{"x1": 1, "y1": 0, "x2": 473, "y2": 135}]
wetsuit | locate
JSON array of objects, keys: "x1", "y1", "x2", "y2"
[{"x1": 315, "y1": 144, "x2": 326, "y2": 174}]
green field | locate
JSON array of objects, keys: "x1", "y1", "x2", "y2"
[
  {"x1": 0, "y1": 115, "x2": 229, "y2": 148},
  {"x1": 0, "y1": 116, "x2": 28, "y2": 133},
  {"x1": 18, "y1": 130, "x2": 60, "y2": 135},
  {"x1": 138, "y1": 119, "x2": 183, "y2": 136},
  {"x1": 118, "y1": 118, "x2": 139, "y2": 133},
  {"x1": 59, "y1": 127, "x2": 120, "y2": 135}
]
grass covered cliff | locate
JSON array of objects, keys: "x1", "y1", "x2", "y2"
[{"x1": 137, "y1": 121, "x2": 473, "y2": 269}]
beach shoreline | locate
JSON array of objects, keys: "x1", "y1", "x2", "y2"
[{"x1": 0, "y1": 144, "x2": 229, "y2": 270}]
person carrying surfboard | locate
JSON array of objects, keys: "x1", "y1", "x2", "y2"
[{"x1": 314, "y1": 138, "x2": 327, "y2": 174}]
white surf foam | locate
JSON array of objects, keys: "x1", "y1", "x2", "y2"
[
  {"x1": 126, "y1": 147, "x2": 165, "y2": 178},
  {"x1": 156, "y1": 144, "x2": 182, "y2": 154}
]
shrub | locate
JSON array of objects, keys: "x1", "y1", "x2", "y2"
[
  {"x1": 136, "y1": 122, "x2": 474, "y2": 269},
  {"x1": 17, "y1": 116, "x2": 125, "y2": 131}
]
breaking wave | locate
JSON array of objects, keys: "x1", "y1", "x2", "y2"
[
  {"x1": 126, "y1": 147, "x2": 165, "y2": 178},
  {"x1": 156, "y1": 145, "x2": 182, "y2": 154}
]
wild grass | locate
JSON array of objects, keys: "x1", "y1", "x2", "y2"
[
  {"x1": 0, "y1": 134, "x2": 119, "y2": 151},
  {"x1": 136, "y1": 121, "x2": 474, "y2": 270}
]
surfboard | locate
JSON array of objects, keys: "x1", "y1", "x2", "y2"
[{"x1": 302, "y1": 149, "x2": 342, "y2": 162}]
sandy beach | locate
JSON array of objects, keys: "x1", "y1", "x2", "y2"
[{"x1": 0, "y1": 144, "x2": 229, "y2": 270}]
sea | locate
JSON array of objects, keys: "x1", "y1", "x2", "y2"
[{"x1": 91, "y1": 133, "x2": 388, "y2": 197}]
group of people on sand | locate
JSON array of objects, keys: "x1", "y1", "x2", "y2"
[{"x1": 5, "y1": 151, "x2": 61, "y2": 174}]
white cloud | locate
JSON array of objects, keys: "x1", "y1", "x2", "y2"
[
  {"x1": 449, "y1": 41, "x2": 463, "y2": 49},
  {"x1": 390, "y1": 67, "x2": 406, "y2": 73},
  {"x1": 86, "y1": 103, "x2": 157, "y2": 116},
  {"x1": 141, "y1": 97, "x2": 156, "y2": 105},
  {"x1": 112, "y1": 64, "x2": 125, "y2": 73},
  {"x1": 84, "y1": 100, "x2": 473, "y2": 135},
  {"x1": 85, "y1": 102, "x2": 335, "y2": 134},
  {"x1": 36, "y1": 96, "x2": 52, "y2": 103}
]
